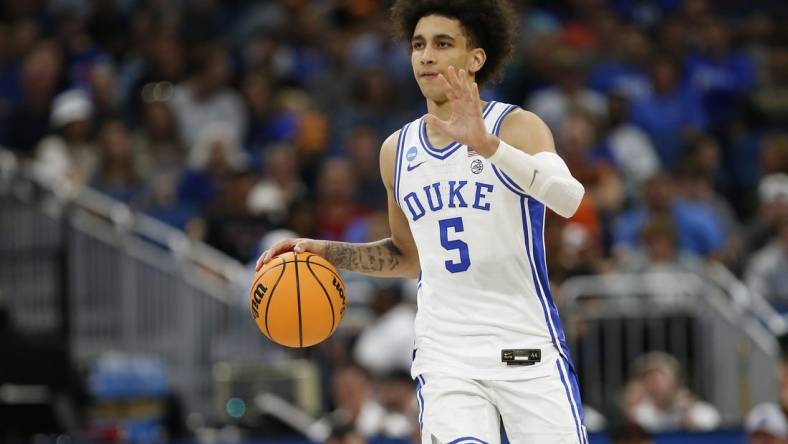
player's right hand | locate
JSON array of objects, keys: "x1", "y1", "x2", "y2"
[{"x1": 255, "y1": 238, "x2": 327, "y2": 271}]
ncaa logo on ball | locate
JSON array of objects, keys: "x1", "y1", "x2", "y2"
[
  {"x1": 406, "y1": 146, "x2": 418, "y2": 161},
  {"x1": 470, "y1": 159, "x2": 484, "y2": 174}
]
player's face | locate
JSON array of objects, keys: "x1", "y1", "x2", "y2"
[{"x1": 410, "y1": 15, "x2": 480, "y2": 102}]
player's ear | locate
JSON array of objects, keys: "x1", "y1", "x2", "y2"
[{"x1": 468, "y1": 47, "x2": 486, "y2": 76}]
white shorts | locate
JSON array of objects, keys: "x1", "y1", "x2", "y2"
[{"x1": 415, "y1": 356, "x2": 588, "y2": 444}]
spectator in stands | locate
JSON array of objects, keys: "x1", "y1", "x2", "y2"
[
  {"x1": 746, "y1": 403, "x2": 788, "y2": 444},
  {"x1": 745, "y1": 215, "x2": 788, "y2": 312},
  {"x1": 630, "y1": 55, "x2": 707, "y2": 169},
  {"x1": 171, "y1": 44, "x2": 246, "y2": 147},
  {"x1": 328, "y1": 365, "x2": 410, "y2": 439},
  {"x1": 88, "y1": 63, "x2": 120, "y2": 132},
  {"x1": 313, "y1": 157, "x2": 370, "y2": 241},
  {"x1": 675, "y1": 136, "x2": 741, "y2": 266},
  {"x1": 241, "y1": 72, "x2": 276, "y2": 159},
  {"x1": 601, "y1": 91, "x2": 660, "y2": 194},
  {"x1": 557, "y1": 111, "x2": 623, "y2": 245},
  {"x1": 377, "y1": 371, "x2": 418, "y2": 433},
  {"x1": 658, "y1": 17, "x2": 690, "y2": 64},
  {"x1": 353, "y1": 281, "x2": 415, "y2": 376},
  {"x1": 246, "y1": 143, "x2": 306, "y2": 226},
  {"x1": 751, "y1": 46, "x2": 788, "y2": 129},
  {"x1": 742, "y1": 173, "x2": 788, "y2": 266},
  {"x1": 1, "y1": 41, "x2": 63, "y2": 154},
  {"x1": 526, "y1": 50, "x2": 607, "y2": 132},
  {"x1": 589, "y1": 25, "x2": 652, "y2": 101},
  {"x1": 131, "y1": 83, "x2": 186, "y2": 181},
  {"x1": 624, "y1": 352, "x2": 721, "y2": 432},
  {"x1": 123, "y1": 30, "x2": 186, "y2": 122},
  {"x1": 343, "y1": 66, "x2": 404, "y2": 138},
  {"x1": 546, "y1": 215, "x2": 611, "y2": 284},
  {"x1": 745, "y1": 340, "x2": 788, "y2": 444},
  {"x1": 52, "y1": 5, "x2": 109, "y2": 93},
  {"x1": 137, "y1": 170, "x2": 204, "y2": 236},
  {"x1": 90, "y1": 119, "x2": 142, "y2": 204},
  {"x1": 618, "y1": 213, "x2": 704, "y2": 276},
  {"x1": 613, "y1": 172, "x2": 725, "y2": 259},
  {"x1": 686, "y1": 16, "x2": 757, "y2": 132},
  {"x1": 0, "y1": 19, "x2": 40, "y2": 108},
  {"x1": 341, "y1": 125, "x2": 386, "y2": 210},
  {"x1": 761, "y1": 134, "x2": 788, "y2": 178},
  {"x1": 178, "y1": 122, "x2": 246, "y2": 210},
  {"x1": 32, "y1": 89, "x2": 97, "y2": 192}
]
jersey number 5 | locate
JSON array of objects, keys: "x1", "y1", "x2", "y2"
[{"x1": 439, "y1": 217, "x2": 471, "y2": 273}]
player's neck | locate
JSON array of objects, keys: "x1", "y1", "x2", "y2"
[{"x1": 425, "y1": 98, "x2": 487, "y2": 121}]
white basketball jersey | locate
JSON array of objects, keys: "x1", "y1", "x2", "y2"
[{"x1": 394, "y1": 101, "x2": 574, "y2": 380}]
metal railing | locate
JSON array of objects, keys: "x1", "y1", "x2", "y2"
[
  {"x1": 560, "y1": 271, "x2": 780, "y2": 425},
  {"x1": 0, "y1": 148, "x2": 290, "y2": 420}
]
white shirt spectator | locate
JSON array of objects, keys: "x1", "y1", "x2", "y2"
[
  {"x1": 171, "y1": 83, "x2": 246, "y2": 148},
  {"x1": 353, "y1": 303, "x2": 416, "y2": 375},
  {"x1": 526, "y1": 86, "x2": 607, "y2": 131},
  {"x1": 606, "y1": 123, "x2": 660, "y2": 184},
  {"x1": 633, "y1": 397, "x2": 721, "y2": 432},
  {"x1": 746, "y1": 238, "x2": 788, "y2": 309},
  {"x1": 746, "y1": 403, "x2": 788, "y2": 440}
]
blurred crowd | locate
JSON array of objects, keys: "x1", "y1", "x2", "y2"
[{"x1": 1, "y1": 0, "x2": 788, "y2": 441}]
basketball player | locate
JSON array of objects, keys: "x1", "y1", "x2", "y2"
[{"x1": 257, "y1": 1, "x2": 587, "y2": 442}]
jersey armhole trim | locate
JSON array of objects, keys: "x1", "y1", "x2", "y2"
[
  {"x1": 492, "y1": 104, "x2": 518, "y2": 137},
  {"x1": 393, "y1": 123, "x2": 410, "y2": 208},
  {"x1": 489, "y1": 104, "x2": 527, "y2": 197}
]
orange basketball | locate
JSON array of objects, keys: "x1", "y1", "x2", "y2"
[{"x1": 249, "y1": 251, "x2": 347, "y2": 348}]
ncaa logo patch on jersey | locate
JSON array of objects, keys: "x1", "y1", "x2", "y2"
[
  {"x1": 406, "y1": 146, "x2": 418, "y2": 162},
  {"x1": 406, "y1": 146, "x2": 426, "y2": 172},
  {"x1": 470, "y1": 158, "x2": 484, "y2": 174}
]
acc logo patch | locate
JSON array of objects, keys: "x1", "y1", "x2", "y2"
[{"x1": 470, "y1": 158, "x2": 484, "y2": 174}]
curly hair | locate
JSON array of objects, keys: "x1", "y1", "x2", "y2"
[{"x1": 390, "y1": 0, "x2": 517, "y2": 86}]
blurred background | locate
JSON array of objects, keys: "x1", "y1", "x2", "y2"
[{"x1": 0, "y1": 0, "x2": 787, "y2": 443}]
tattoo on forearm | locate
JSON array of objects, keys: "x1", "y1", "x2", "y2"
[{"x1": 325, "y1": 239, "x2": 402, "y2": 274}]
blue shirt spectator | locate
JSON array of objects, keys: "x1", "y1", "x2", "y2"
[
  {"x1": 613, "y1": 172, "x2": 725, "y2": 257},
  {"x1": 686, "y1": 53, "x2": 755, "y2": 128},
  {"x1": 631, "y1": 88, "x2": 707, "y2": 169},
  {"x1": 614, "y1": 199, "x2": 725, "y2": 257},
  {"x1": 590, "y1": 62, "x2": 651, "y2": 100},
  {"x1": 631, "y1": 57, "x2": 707, "y2": 168},
  {"x1": 686, "y1": 18, "x2": 757, "y2": 130},
  {"x1": 589, "y1": 26, "x2": 652, "y2": 100}
]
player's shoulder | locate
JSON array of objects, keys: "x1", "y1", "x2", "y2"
[
  {"x1": 379, "y1": 128, "x2": 403, "y2": 184},
  {"x1": 500, "y1": 107, "x2": 547, "y2": 130},
  {"x1": 498, "y1": 106, "x2": 555, "y2": 154},
  {"x1": 380, "y1": 129, "x2": 400, "y2": 155}
]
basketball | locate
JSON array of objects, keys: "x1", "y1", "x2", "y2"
[{"x1": 249, "y1": 251, "x2": 347, "y2": 348}]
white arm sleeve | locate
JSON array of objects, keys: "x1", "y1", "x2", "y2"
[{"x1": 487, "y1": 140, "x2": 585, "y2": 218}]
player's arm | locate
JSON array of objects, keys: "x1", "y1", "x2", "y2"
[
  {"x1": 323, "y1": 132, "x2": 420, "y2": 277},
  {"x1": 425, "y1": 65, "x2": 584, "y2": 218},
  {"x1": 256, "y1": 132, "x2": 420, "y2": 279},
  {"x1": 483, "y1": 108, "x2": 585, "y2": 218}
]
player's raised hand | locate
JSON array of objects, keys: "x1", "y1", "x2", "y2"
[
  {"x1": 256, "y1": 238, "x2": 327, "y2": 271},
  {"x1": 424, "y1": 65, "x2": 496, "y2": 154}
]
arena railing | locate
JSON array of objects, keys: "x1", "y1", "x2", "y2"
[
  {"x1": 560, "y1": 270, "x2": 779, "y2": 426},
  {"x1": 0, "y1": 147, "x2": 298, "y2": 423}
]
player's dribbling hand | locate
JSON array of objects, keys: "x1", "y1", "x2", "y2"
[
  {"x1": 255, "y1": 238, "x2": 327, "y2": 271},
  {"x1": 424, "y1": 65, "x2": 498, "y2": 156}
]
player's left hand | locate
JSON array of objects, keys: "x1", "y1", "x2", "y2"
[{"x1": 424, "y1": 65, "x2": 498, "y2": 156}]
